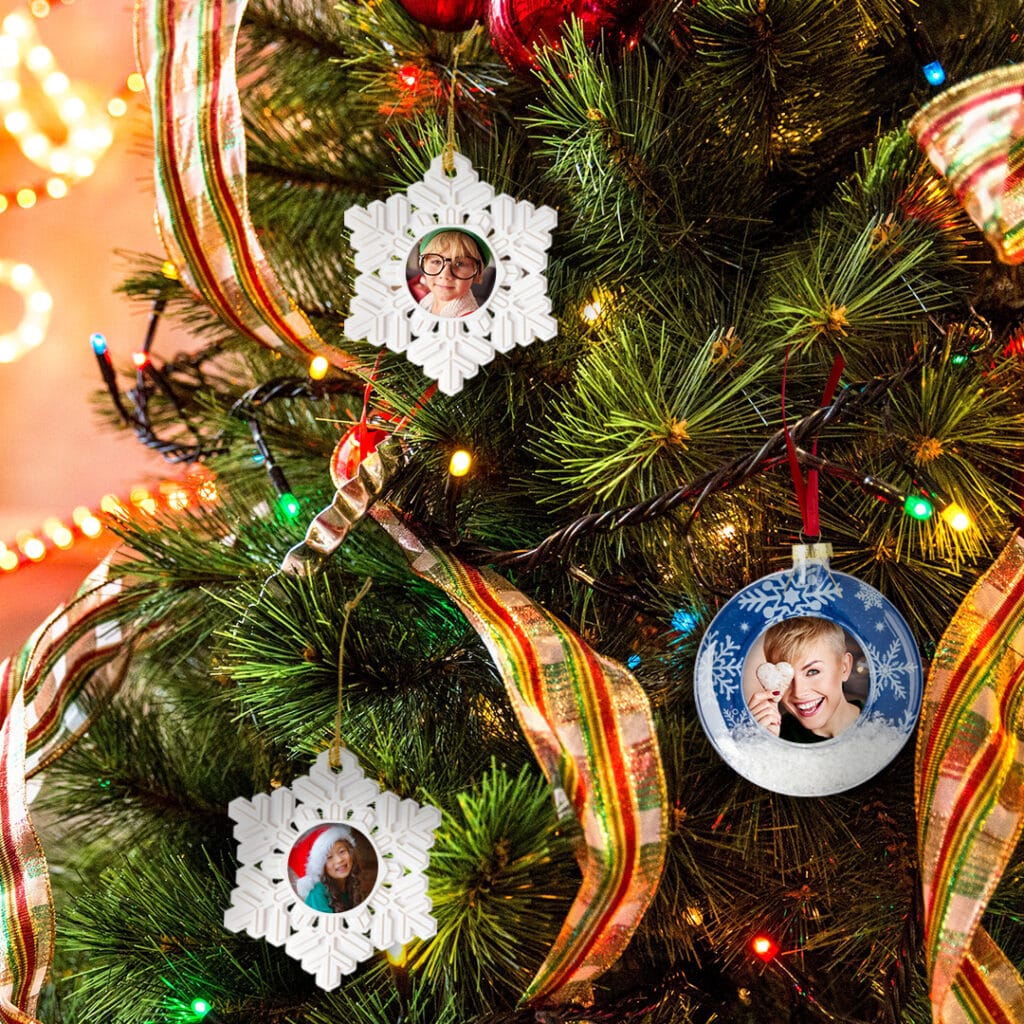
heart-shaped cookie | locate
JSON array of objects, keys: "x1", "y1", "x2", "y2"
[{"x1": 755, "y1": 661, "x2": 794, "y2": 697}]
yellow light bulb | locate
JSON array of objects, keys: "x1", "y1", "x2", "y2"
[
  {"x1": 941, "y1": 504, "x2": 971, "y2": 532},
  {"x1": 448, "y1": 449, "x2": 472, "y2": 477},
  {"x1": 80, "y1": 516, "x2": 103, "y2": 538},
  {"x1": 16, "y1": 188, "x2": 36, "y2": 208},
  {"x1": 308, "y1": 354, "x2": 329, "y2": 380},
  {"x1": 126, "y1": 72, "x2": 145, "y2": 93},
  {"x1": 22, "y1": 536, "x2": 46, "y2": 561},
  {"x1": 0, "y1": 549, "x2": 18, "y2": 572}
]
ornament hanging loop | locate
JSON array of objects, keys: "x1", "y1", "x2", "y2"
[
  {"x1": 443, "y1": 23, "x2": 484, "y2": 174},
  {"x1": 330, "y1": 576, "x2": 373, "y2": 769}
]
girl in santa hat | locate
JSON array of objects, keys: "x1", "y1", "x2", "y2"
[{"x1": 289, "y1": 823, "x2": 368, "y2": 913}]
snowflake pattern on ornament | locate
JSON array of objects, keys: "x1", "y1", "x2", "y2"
[
  {"x1": 344, "y1": 152, "x2": 557, "y2": 395},
  {"x1": 223, "y1": 748, "x2": 441, "y2": 990},
  {"x1": 735, "y1": 568, "x2": 844, "y2": 620}
]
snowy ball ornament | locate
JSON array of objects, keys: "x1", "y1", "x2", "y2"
[
  {"x1": 488, "y1": 0, "x2": 653, "y2": 75},
  {"x1": 693, "y1": 544, "x2": 923, "y2": 797},
  {"x1": 223, "y1": 748, "x2": 442, "y2": 989},
  {"x1": 397, "y1": 0, "x2": 486, "y2": 31}
]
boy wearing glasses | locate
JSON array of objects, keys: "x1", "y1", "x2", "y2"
[{"x1": 416, "y1": 229, "x2": 487, "y2": 317}]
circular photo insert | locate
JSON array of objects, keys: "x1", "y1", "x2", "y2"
[
  {"x1": 693, "y1": 562, "x2": 922, "y2": 796},
  {"x1": 406, "y1": 227, "x2": 495, "y2": 318},
  {"x1": 742, "y1": 617, "x2": 869, "y2": 745},
  {"x1": 287, "y1": 822, "x2": 379, "y2": 914}
]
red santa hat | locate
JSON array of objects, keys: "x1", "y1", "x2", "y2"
[{"x1": 288, "y1": 824, "x2": 354, "y2": 899}]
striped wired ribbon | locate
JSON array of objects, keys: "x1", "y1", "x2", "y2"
[
  {"x1": 916, "y1": 532, "x2": 1024, "y2": 1024},
  {"x1": 0, "y1": 559, "x2": 133, "y2": 1023},
  {"x1": 909, "y1": 63, "x2": 1024, "y2": 265},
  {"x1": 136, "y1": 0, "x2": 361, "y2": 372},
  {"x1": 371, "y1": 506, "x2": 667, "y2": 1007}
]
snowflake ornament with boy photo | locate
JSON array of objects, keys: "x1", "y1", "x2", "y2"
[
  {"x1": 343, "y1": 152, "x2": 557, "y2": 395},
  {"x1": 693, "y1": 544, "x2": 922, "y2": 797},
  {"x1": 223, "y1": 747, "x2": 442, "y2": 990}
]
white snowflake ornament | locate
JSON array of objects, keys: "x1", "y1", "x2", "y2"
[
  {"x1": 223, "y1": 748, "x2": 442, "y2": 990},
  {"x1": 343, "y1": 153, "x2": 558, "y2": 395}
]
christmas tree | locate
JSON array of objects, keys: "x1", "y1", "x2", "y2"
[{"x1": 6, "y1": 1, "x2": 1024, "y2": 1022}]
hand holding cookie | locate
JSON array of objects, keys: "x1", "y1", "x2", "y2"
[{"x1": 747, "y1": 661, "x2": 794, "y2": 736}]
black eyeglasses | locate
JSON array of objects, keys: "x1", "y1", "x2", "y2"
[{"x1": 418, "y1": 253, "x2": 481, "y2": 280}]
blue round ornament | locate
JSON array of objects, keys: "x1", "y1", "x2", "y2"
[{"x1": 693, "y1": 544, "x2": 923, "y2": 796}]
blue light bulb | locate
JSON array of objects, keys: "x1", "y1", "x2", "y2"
[
  {"x1": 90, "y1": 333, "x2": 107, "y2": 355},
  {"x1": 671, "y1": 607, "x2": 701, "y2": 638},
  {"x1": 626, "y1": 654, "x2": 641, "y2": 670},
  {"x1": 923, "y1": 61, "x2": 946, "y2": 87}
]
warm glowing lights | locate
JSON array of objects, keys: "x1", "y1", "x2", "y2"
[
  {"x1": 751, "y1": 934, "x2": 779, "y2": 961},
  {"x1": 107, "y1": 96, "x2": 127, "y2": 117},
  {"x1": 2, "y1": 476, "x2": 221, "y2": 574},
  {"x1": 126, "y1": 71, "x2": 145, "y2": 92},
  {"x1": 16, "y1": 187, "x2": 35, "y2": 207},
  {"x1": 683, "y1": 905, "x2": 704, "y2": 927},
  {"x1": 581, "y1": 287, "x2": 614, "y2": 325},
  {"x1": 131, "y1": 350, "x2": 151, "y2": 369},
  {"x1": 308, "y1": 354, "x2": 329, "y2": 380},
  {"x1": 160, "y1": 260, "x2": 179, "y2": 280},
  {"x1": 0, "y1": 10, "x2": 115, "y2": 185},
  {"x1": 19, "y1": 534, "x2": 46, "y2": 561},
  {"x1": 941, "y1": 503, "x2": 971, "y2": 532},
  {"x1": 0, "y1": 258, "x2": 51, "y2": 363},
  {"x1": 448, "y1": 449, "x2": 473, "y2": 477},
  {"x1": 398, "y1": 63, "x2": 420, "y2": 89}
]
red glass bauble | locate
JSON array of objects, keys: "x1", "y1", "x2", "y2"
[
  {"x1": 487, "y1": 0, "x2": 651, "y2": 74},
  {"x1": 397, "y1": 0, "x2": 487, "y2": 32}
]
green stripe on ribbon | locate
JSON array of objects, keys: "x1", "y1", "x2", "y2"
[
  {"x1": 371, "y1": 505, "x2": 667, "y2": 1007},
  {"x1": 916, "y1": 532, "x2": 1024, "y2": 1023},
  {"x1": 138, "y1": 0, "x2": 361, "y2": 371}
]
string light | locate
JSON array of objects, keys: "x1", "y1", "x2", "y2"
[
  {"x1": 0, "y1": 9, "x2": 115, "y2": 182},
  {"x1": 189, "y1": 997, "x2": 212, "y2": 1020},
  {"x1": 0, "y1": 259, "x2": 51, "y2": 362},
  {"x1": 1, "y1": 473, "x2": 218, "y2": 574},
  {"x1": 448, "y1": 449, "x2": 473, "y2": 477},
  {"x1": 751, "y1": 934, "x2": 779, "y2": 961},
  {"x1": 902, "y1": 494, "x2": 934, "y2": 521},
  {"x1": 940, "y1": 503, "x2": 971, "y2": 532},
  {"x1": 308, "y1": 354, "x2": 329, "y2": 380}
]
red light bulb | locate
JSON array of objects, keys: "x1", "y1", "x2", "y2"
[
  {"x1": 131, "y1": 351, "x2": 151, "y2": 370},
  {"x1": 398, "y1": 64, "x2": 420, "y2": 90},
  {"x1": 751, "y1": 934, "x2": 779, "y2": 961}
]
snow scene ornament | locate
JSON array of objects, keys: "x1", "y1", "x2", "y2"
[
  {"x1": 223, "y1": 747, "x2": 442, "y2": 989},
  {"x1": 693, "y1": 543, "x2": 923, "y2": 797},
  {"x1": 343, "y1": 152, "x2": 557, "y2": 395}
]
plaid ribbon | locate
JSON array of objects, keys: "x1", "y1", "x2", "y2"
[
  {"x1": 916, "y1": 532, "x2": 1024, "y2": 1023},
  {"x1": 909, "y1": 64, "x2": 1024, "y2": 265},
  {"x1": 0, "y1": 560, "x2": 132, "y2": 1023},
  {"x1": 370, "y1": 506, "x2": 667, "y2": 1006},
  {"x1": 136, "y1": 0, "x2": 360, "y2": 371}
]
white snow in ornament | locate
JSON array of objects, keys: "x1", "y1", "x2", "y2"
[
  {"x1": 694, "y1": 643, "x2": 913, "y2": 796},
  {"x1": 344, "y1": 152, "x2": 557, "y2": 395},
  {"x1": 223, "y1": 748, "x2": 442, "y2": 990}
]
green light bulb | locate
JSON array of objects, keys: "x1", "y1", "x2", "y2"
[
  {"x1": 903, "y1": 494, "x2": 934, "y2": 520},
  {"x1": 191, "y1": 997, "x2": 211, "y2": 1018},
  {"x1": 276, "y1": 492, "x2": 301, "y2": 520}
]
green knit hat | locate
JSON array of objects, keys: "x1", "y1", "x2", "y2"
[{"x1": 418, "y1": 227, "x2": 491, "y2": 267}]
